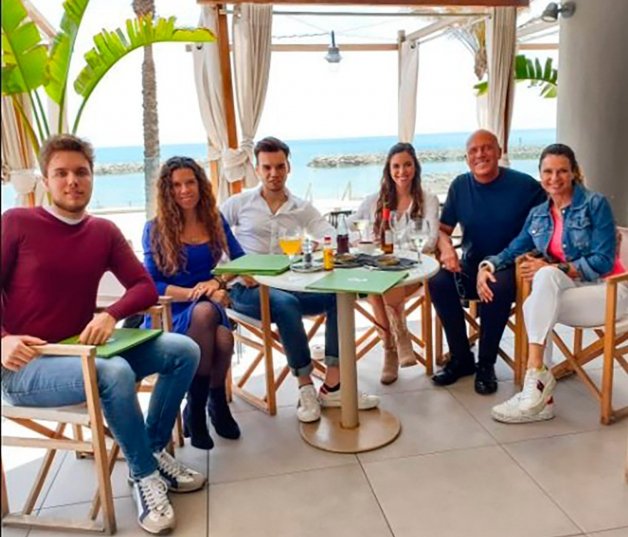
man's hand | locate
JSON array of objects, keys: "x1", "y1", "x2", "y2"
[
  {"x1": 240, "y1": 276, "x2": 259, "y2": 288},
  {"x1": 79, "y1": 312, "x2": 117, "y2": 345},
  {"x1": 519, "y1": 254, "x2": 549, "y2": 282},
  {"x1": 477, "y1": 268, "x2": 497, "y2": 303},
  {"x1": 1, "y1": 335, "x2": 46, "y2": 372},
  {"x1": 210, "y1": 289, "x2": 230, "y2": 307},
  {"x1": 438, "y1": 239, "x2": 461, "y2": 273}
]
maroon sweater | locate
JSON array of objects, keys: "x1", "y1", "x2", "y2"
[{"x1": 1, "y1": 207, "x2": 158, "y2": 342}]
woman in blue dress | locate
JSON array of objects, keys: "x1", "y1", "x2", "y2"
[{"x1": 143, "y1": 156, "x2": 245, "y2": 450}]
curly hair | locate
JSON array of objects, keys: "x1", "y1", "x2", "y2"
[
  {"x1": 151, "y1": 157, "x2": 227, "y2": 276},
  {"x1": 373, "y1": 143, "x2": 424, "y2": 237},
  {"x1": 538, "y1": 143, "x2": 585, "y2": 185}
]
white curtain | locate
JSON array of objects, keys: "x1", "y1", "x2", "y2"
[
  {"x1": 1, "y1": 96, "x2": 43, "y2": 206},
  {"x1": 193, "y1": 6, "x2": 231, "y2": 201},
  {"x1": 486, "y1": 7, "x2": 517, "y2": 166},
  {"x1": 232, "y1": 3, "x2": 272, "y2": 189},
  {"x1": 398, "y1": 39, "x2": 419, "y2": 143}
]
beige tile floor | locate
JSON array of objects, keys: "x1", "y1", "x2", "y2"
[{"x1": 2, "y1": 323, "x2": 627, "y2": 537}]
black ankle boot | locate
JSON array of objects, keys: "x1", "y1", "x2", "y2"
[
  {"x1": 208, "y1": 386, "x2": 241, "y2": 439},
  {"x1": 183, "y1": 377, "x2": 214, "y2": 450}
]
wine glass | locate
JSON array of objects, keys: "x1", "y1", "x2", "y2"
[
  {"x1": 389, "y1": 211, "x2": 409, "y2": 251},
  {"x1": 278, "y1": 227, "x2": 303, "y2": 269},
  {"x1": 407, "y1": 218, "x2": 431, "y2": 264},
  {"x1": 353, "y1": 218, "x2": 371, "y2": 243}
]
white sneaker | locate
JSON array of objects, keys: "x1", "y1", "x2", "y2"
[
  {"x1": 319, "y1": 386, "x2": 380, "y2": 410},
  {"x1": 133, "y1": 471, "x2": 175, "y2": 535},
  {"x1": 297, "y1": 384, "x2": 321, "y2": 423},
  {"x1": 154, "y1": 449, "x2": 206, "y2": 493},
  {"x1": 491, "y1": 392, "x2": 555, "y2": 424},
  {"x1": 519, "y1": 367, "x2": 556, "y2": 414}
]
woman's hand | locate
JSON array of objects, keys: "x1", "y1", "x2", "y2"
[
  {"x1": 477, "y1": 268, "x2": 497, "y2": 303},
  {"x1": 188, "y1": 279, "x2": 220, "y2": 301},
  {"x1": 519, "y1": 254, "x2": 549, "y2": 282},
  {"x1": 209, "y1": 289, "x2": 230, "y2": 307},
  {"x1": 1, "y1": 335, "x2": 46, "y2": 372}
]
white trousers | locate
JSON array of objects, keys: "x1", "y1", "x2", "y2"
[{"x1": 523, "y1": 266, "x2": 628, "y2": 363}]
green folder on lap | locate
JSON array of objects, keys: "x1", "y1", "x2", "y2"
[
  {"x1": 213, "y1": 254, "x2": 291, "y2": 276},
  {"x1": 305, "y1": 268, "x2": 409, "y2": 295},
  {"x1": 60, "y1": 328, "x2": 162, "y2": 358}
]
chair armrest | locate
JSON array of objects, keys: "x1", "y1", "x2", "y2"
[
  {"x1": 33, "y1": 344, "x2": 96, "y2": 357},
  {"x1": 606, "y1": 272, "x2": 628, "y2": 285}
]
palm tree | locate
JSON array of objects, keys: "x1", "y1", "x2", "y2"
[{"x1": 132, "y1": 0, "x2": 159, "y2": 218}]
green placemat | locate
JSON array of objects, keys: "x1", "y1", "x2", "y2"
[
  {"x1": 305, "y1": 268, "x2": 408, "y2": 295},
  {"x1": 60, "y1": 328, "x2": 162, "y2": 358},
  {"x1": 214, "y1": 254, "x2": 291, "y2": 276}
]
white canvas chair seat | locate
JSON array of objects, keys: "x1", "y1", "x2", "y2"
[
  {"x1": 1, "y1": 345, "x2": 117, "y2": 534},
  {"x1": 227, "y1": 294, "x2": 327, "y2": 415}
]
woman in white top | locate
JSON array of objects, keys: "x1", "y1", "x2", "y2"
[{"x1": 350, "y1": 142, "x2": 439, "y2": 384}]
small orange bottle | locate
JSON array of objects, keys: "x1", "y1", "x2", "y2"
[{"x1": 323, "y1": 235, "x2": 334, "y2": 270}]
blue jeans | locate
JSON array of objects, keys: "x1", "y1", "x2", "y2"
[
  {"x1": 1, "y1": 333, "x2": 200, "y2": 479},
  {"x1": 229, "y1": 284, "x2": 339, "y2": 377}
]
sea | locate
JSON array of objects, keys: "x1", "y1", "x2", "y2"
[{"x1": 1, "y1": 128, "x2": 555, "y2": 213}]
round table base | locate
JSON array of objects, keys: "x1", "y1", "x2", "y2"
[{"x1": 300, "y1": 408, "x2": 401, "y2": 453}]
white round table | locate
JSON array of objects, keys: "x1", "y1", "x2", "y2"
[{"x1": 255, "y1": 254, "x2": 440, "y2": 453}]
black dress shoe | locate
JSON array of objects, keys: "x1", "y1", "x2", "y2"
[
  {"x1": 474, "y1": 364, "x2": 498, "y2": 395},
  {"x1": 208, "y1": 387, "x2": 241, "y2": 440},
  {"x1": 432, "y1": 358, "x2": 476, "y2": 386}
]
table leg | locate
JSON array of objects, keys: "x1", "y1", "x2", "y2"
[
  {"x1": 338, "y1": 292, "x2": 358, "y2": 429},
  {"x1": 300, "y1": 292, "x2": 401, "y2": 453}
]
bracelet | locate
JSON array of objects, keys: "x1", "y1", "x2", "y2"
[
  {"x1": 214, "y1": 275, "x2": 227, "y2": 290},
  {"x1": 556, "y1": 262, "x2": 570, "y2": 275}
]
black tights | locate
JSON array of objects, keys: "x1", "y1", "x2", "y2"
[{"x1": 186, "y1": 302, "x2": 233, "y2": 387}]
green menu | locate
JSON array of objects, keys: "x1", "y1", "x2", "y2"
[
  {"x1": 214, "y1": 254, "x2": 291, "y2": 276},
  {"x1": 60, "y1": 328, "x2": 162, "y2": 358},
  {"x1": 305, "y1": 268, "x2": 409, "y2": 295}
]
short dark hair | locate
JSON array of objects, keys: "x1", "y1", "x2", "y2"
[
  {"x1": 39, "y1": 134, "x2": 95, "y2": 176},
  {"x1": 538, "y1": 143, "x2": 584, "y2": 185},
  {"x1": 254, "y1": 136, "x2": 290, "y2": 163}
]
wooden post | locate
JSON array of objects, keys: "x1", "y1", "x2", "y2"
[{"x1": 215, "y1": 4, "x2": 242, "y2": 196}]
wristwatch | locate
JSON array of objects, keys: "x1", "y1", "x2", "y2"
[{"x1": 557, "y1": 262, "x2": 570, "y2": 275}]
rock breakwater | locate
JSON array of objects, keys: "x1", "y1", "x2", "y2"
[{"x1": 308, "y1": 145, "x2": 544, "y2": 168}]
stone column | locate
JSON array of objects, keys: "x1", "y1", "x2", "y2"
[{"x1": 557, "y1": 0, "x2": 628, "y2": 225}]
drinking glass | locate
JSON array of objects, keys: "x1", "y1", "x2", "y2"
[
  {"x1": 353, "y1": 218, "x2": 371, "y2": 243},
  {"x1": 407, "y1": 218, "x2": 431, "y2": 264},
  {"x1": 278, "y1": 227, "x2": 303, "y2": 268},
  {"x1": 389, "y1": 211, "x2": 409, "y2": 250}
]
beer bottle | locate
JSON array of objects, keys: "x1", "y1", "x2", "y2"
[{"x1": 380, "y1": 207, "x2": 394, "y2": 254}]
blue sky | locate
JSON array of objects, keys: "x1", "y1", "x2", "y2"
[{"x1": 34, "y1": 1, "x2": 558, "y2": 147}]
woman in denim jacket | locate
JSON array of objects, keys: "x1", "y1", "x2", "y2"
[{"x1": 476, "y1": 144, "x2": 627, "y2": 424}]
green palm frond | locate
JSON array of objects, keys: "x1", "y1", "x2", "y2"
[
  {"x1": 474, "y1": 54, "x2": 558, "y2": 98},
  {"x1": 45, "y1": 0, "x2": 89, "y2": 113},
  {"x1": 1, "y1": 0, "x2": 48, "y2": 95},
  {"x1": 72, "y1": 16, "x2": 214, "y2": 132}
]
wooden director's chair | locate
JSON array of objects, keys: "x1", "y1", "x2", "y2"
[
  {"x1": 228, "y1": 285, "x2": 327, "y2": 415},
  {"x1": 1, "y1": 344, "x2": 117, "y2": 534},
  {"x1": 514, "y1": 233, "x2": 628, "y2": 425}
]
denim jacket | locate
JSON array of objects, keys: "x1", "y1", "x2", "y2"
[{"x1": 485, "y1": 184, "x2": 617, "y2": 282}]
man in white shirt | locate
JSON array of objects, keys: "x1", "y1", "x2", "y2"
[{"x1": 221, "y1": 137, "x2": 379, "y2": 423}]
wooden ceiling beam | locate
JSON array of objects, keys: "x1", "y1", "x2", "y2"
[{"x1": 199, "y1": 0, "x2": 528, "y2": 6}]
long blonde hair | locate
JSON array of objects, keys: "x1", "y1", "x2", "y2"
[{"x1": 151, "y1": 157, "x2": 227, "y2": 276}]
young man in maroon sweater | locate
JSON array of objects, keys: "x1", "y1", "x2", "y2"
[{"x1": 1, "y1": 135, "x2": 204, "y2": 535}]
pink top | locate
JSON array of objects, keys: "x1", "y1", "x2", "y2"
[
  {"x1": 1, "y1": 207, "x2": 158, "y2": 342},
  {"x1": 548, "y1": 205, "x2": 626, "y2": 278}
]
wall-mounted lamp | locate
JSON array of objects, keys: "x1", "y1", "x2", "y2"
[
  {"x1": 541, "y1": 1, "x2": 576, "y2": 22},
  {"x1": 325, "y1": 31, "x2": 341, "y2": 64}
]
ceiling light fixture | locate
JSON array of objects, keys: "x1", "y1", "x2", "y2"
[
  {"x1": 541, "y1": 1, "x2": 576, "y2": 22},
  {"x1": 325, "y1": 31, "x2": 341, "y2": 64}
]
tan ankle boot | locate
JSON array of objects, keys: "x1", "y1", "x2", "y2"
[
  {"x1": 385, "y1": 305, "x2": 416, "y2": 368},
  {"x1": 380, "y1": 338, "x2": 399, "y2": 385}
]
